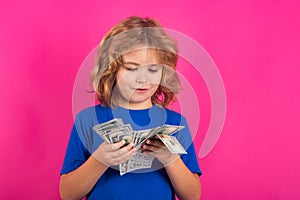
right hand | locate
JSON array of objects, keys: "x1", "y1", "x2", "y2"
[{"x1": 92, "y1": 141, "x2": 136, "y2": 167}]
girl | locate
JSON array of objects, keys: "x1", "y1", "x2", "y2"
[{"x1": 60, "y1": 16, "x2": 201, "y2": 200}]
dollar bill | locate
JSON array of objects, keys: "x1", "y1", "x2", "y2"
[
  {"x1": 156, "y1": 134, "x2": 187, "y2": 154},
  {"x1": 92, "y1": 119, "x2": 186, "y2": 175},
  {"x1": 157, "y1": 125, "x2": 184, "y2": 135},
  {"x1": 134, "y1": 127, "x2": 160, "y2": 150}
]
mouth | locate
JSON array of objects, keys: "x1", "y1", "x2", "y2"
[{"x1": 135, "y1": 88, "x2": 149, "y2": 93}]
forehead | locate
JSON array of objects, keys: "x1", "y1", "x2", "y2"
[{"x1": 122, "y1": 48, "x2": 159, "y2": 65}]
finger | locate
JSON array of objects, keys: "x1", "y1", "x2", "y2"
[
  {"x1": 142, "y1": 144, "x2": 161, "y2": 152},
  {"x1": 110, "y1": 141, "x2": 126, "y2": 151},
  {"x1": 122, "y1": 147, "x2": 136, "y2": 160},
  {"x1": 114, "y1": 147, "x2": 137, "y2": 163},
  {"x1": 120, "y1": 142, "x2": 134, "y2": 152},
  {"x1": 141, "y1": 149, "x2": 152, "y2": 154},
  {"x1": 110, "y1": 143, "x2": 135, "y2": 159},
  {"x1": 146, "y1": 139, "x2": 164, "y2": 148}
]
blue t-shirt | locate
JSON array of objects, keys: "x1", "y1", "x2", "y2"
[{"x1": 61, "y1": 104, "x2": 201, "y2": 200}]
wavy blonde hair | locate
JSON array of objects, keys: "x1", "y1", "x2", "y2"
[{"x1": 90, "y1": 16, "x2": 180, "y2": 107}]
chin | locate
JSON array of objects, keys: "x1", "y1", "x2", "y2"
[
  {"x1": 129, "y1": 98, "x2": 152, "y2": 105},
  {"x1": 130, "y1": 99, "x2": 150, "y2": 104}
]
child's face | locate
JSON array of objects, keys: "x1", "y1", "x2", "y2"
[{"x1": 115, "y1": 48, "x2": 163, "y2": 109}]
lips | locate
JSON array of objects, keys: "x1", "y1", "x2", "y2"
[{"x1": 135, "y1": 88, "x2": 149, "y2": 93}]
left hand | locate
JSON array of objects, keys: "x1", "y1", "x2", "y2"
[{"x1": 142, "y1": 138, "x2": 180, "y2": 166}]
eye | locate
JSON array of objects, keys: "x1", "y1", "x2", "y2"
[
  {"x1": 123, "y1": 65, "x2": 138, "y2": 71},
  {"x1": 148, "y1": 68, "x2": 158, "y2": 73},
  {"x1": 148, "y1": 65, "x2": 163, "y2": 73}
]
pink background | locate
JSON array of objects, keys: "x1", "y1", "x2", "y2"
[{"x1": 1, "y1": 0, "x2": 299, "y2": 199}]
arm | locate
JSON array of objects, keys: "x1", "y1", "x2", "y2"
[
  {"x1": 59, "y1": 141, "x2": 136, "y2": 200},
  {"x1": 59, "y1": 156, "x2": 108, "y2": 200},
  {"x1": 142, "y1": 139, "x2": 201, "y2": 200},
  {"x1": 165, "y1": 158, "x2": 201, "y2": 200}
]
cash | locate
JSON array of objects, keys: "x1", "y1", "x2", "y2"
[{"x1": 93, "y1": 118, "x2": 187, "y2": 175}]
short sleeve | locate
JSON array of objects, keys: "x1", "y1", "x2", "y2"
[
  {"x1": 60, "y1": 124, "x2": 90, "y2": 175},
  {"x1": 175, "y1": 117, "x2": 202, "y2": 176}
]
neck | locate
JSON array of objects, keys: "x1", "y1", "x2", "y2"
[{"x1": 117, "y1": 101, "x2": 153, "y2": 110}]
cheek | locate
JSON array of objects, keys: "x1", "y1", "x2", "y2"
[
  {"x1": 116, "y1": 70, "x2": 131, "y2": 85},
  {"x1": 149, "y1": 72, "x2": 163, "y2": 84},
  {"x1": 149, "y1": 80, "x2": 161, "y2": 92}
]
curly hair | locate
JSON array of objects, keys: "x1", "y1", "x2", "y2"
[{"x1": 90, "y1": 16, "x2": 180, "y2": 107}]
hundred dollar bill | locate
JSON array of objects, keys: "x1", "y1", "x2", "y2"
[
  {"x1": 156, "y1": 134, "x2": 187, "y2": 154},
  {"x1": 158, "y1": 124, "x2": 184, "y2": 135},
  {"x1": 92, "y1": 119, "x2": 188, "y2": 175}
]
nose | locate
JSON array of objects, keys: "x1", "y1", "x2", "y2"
[{"x1": 136, "y1": 68, "x2": 148, "y2": 84}]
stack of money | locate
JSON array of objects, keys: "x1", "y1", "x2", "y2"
[
  {"x1": 93, "y1": 118, "x2": 187, "y2": 175},
  {"x1": 119, "y1": 152, "x2": 154, "y2": 175}
]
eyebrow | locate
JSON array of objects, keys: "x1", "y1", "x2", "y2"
[
  {"x1": 123, "y1": 61, "x2": 140, "y2": 66},
  {"x1": 123, "y1": 62, "x2": 161, "y2": 67}
]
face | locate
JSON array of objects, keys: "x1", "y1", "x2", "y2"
[{"x1": 115, "y1": 48, "x2": 163, "y2": 109}]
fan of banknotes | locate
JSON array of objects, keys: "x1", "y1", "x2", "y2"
[{"x1": 93, "y1": 118, "x2": 187, "y2": 175}]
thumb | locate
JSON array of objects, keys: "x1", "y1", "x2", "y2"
[{"x1": 110, "y1": 140, "x2": 126, "y2": 151}]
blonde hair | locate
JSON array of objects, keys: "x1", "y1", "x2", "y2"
[{"x1": 90, "y1": 16, "x2": 180, "y2": 107}]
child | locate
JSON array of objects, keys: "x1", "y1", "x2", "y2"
[{"x1": 60, "y1": 16, "x2": 201, "y2": 200}]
